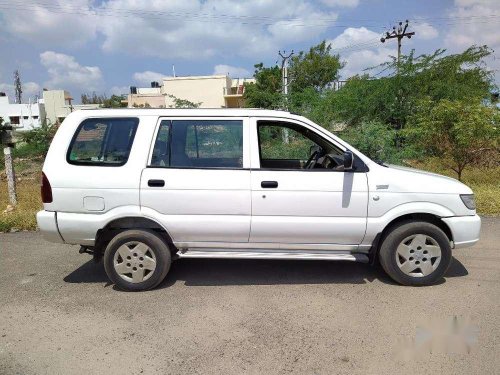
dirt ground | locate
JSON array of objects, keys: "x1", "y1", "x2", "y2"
[{"x1": 0, "y1": 218, "x2": 499, "y2": 375}]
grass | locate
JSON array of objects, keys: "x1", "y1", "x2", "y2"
[
  {"x1": 408, "y1": 159, "x2": 500, "y2": 216},
  {"x1": 0, "y1": 179, "x2": 41, "y2": 232},
  {"x1": 0, "y1": 158, "x2": 498, "y2": 232}
]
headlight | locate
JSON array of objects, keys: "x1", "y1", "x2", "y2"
[{"x1": 460, "y1": 194, "x2": 476, "y2": 210}]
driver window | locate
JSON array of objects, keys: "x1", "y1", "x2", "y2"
[{"x1": 257, "y1": 120, "x2": 343, "y2": 170}]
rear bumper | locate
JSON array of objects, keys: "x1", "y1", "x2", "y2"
[
  {"x1": 36, "y1": 210, "x2": 64, "y2": 243},
  {"x1": 442, "y1": 215, "x2": 481, "y2": 249}
]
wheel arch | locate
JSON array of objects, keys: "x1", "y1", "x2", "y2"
[
  {"x1": 95, "y1": 216, "x2": 176, "y2": 255},
  {"x1": 368, "y1": 212, "x2": 453, "y2": 264}
]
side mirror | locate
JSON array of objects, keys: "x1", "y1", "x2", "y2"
[{"x1": 343, "y1": 150, "x2": 354, "y2": 170}]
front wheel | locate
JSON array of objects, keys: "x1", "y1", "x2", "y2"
[
  {"x1": 104, "y1": 229, "x2": 172, "y2": 291},
  {"x1": 379, "y1": 221, "x2": 452, "y2": 286}
]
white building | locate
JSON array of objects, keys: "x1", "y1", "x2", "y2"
[
  {"x1": 0, "y1": 89, "x2": 101, "y2": 131},
  {"x1": 0, "y1": 93, "x2": 46, "y2": 131}
]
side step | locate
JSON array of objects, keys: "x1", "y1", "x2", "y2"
[{"x1": 177, "y1": 249, "x2": 369, "y2": 263}]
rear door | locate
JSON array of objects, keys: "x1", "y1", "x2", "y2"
[
  {"x1": 249, "y1": 118, "x2": 368, "y2": 246},
  {"x1": 140, "y1": 117, "x2": 251, "y2": 244}
]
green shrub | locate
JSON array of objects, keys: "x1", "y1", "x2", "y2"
[
  {"x1": 340, "y1": 121, "x2": 401, "y2": 163},
  {"x1": 13, "y1": 121, "x2": 57, "y2": 159}
]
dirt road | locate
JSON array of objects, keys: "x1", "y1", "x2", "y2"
[{"x1": 1, "y1": 218, "x2": 499, "y2": 374}]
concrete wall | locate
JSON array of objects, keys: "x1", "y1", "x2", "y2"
[
  {"x1": 162, "y1": 75, "x2": 231, "y2": 108},
  {"x1": 42, "y1": 90, "x2": 72, "y2": 124},
  {"x1": 127, "y1": 94, "x2": 166, "y2": 108}
]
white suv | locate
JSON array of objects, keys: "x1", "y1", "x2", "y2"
[{"x1": 37, "y1": 109, "x2": 481, "y2": 291}]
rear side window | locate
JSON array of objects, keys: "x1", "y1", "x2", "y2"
[
  {"x1": 67, "y1": 118, "x2": 138, "y2": 166},
  {"x1": 151, "y1": 119, "x2": 243, "y2": 168}
]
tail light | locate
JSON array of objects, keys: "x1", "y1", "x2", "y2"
[{"x1": 41, "y1": 172, "x2": 53, "y2": 203}]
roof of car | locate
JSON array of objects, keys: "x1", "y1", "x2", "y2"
[{"x1": 74, "y1": 107, "x2": 296, "y2": 118}]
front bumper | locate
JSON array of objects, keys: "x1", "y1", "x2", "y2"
[
  {"x1": 442, "y1": 214, "x2": 481, "y2": 249},
  {"x1": 36, "y1": 210, "x2": 64, "y2": 243}
]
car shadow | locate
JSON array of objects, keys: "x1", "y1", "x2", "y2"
[{"x1": 63, "y1": 256, "x2": 468, "y2": 289}]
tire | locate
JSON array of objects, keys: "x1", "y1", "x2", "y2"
[
  {"x1": 378, "y1": 221, "x2": 452, "y2": 286},
  {"x1": 104, "y1": 229, "x2": 171, "y2": 291}
]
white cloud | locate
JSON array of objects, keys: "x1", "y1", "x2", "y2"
[
  {"x1": 133, "y1": 71, "x2": 167, "y2": 85},
  {"x1": 0, "y1": 82, "x2": 41, "y2": 102},
  {"x1": 339, "y1": 47, "x2": 396, "y2": 78},
  {"x1": 97, "y1": 0, "x2": 338, "y2": 59},
  {"x1": 0, "y1": 0, "x2": 342, "y2": 61},
  {"x1": 109, "y1": 86, "x2": 130, "y2": 96},
  {"x1": 0, "y1": 83, "x2": 14, "y2": 100},
  {"x1": 0, "y1": 0, "x2": 97, "y2": 48},
  {"x1": 23, "y1": 82, "x2": 42, "y2": 98},
  {"x1": 413, "y1": 22, "x2": 438, "y2": 40},
  {"x1": 40, "y1": 51, "x2": 103, "y2": 92},
  {"x1": 321, "y1": 0, "x2": 359, "y2": 8},
  {"x1": 213, "y1": 65, "x2": 251, "y2": 77},
  {"x1": 328, "y1": 27, "x2": 396, "y2": 79},
  {"x1": 444, "y1": 0, "x2": 500, "y2": 82},
  {"x1": 329, "y1": 27, "x2": 381, "y2": 49},
  {"x1": 444, "y1": 0, "x2": 500, "y2": 49}
]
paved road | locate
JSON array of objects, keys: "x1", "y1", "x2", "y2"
[{"x1": 0, "y1": 218, "x2": 499, "y2": 375}]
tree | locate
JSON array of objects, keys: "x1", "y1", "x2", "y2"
[
  {"x1": 102, "y1": 95, "x2": 127, "y2": 108},
  {"x1": 14, "y1": 70, "x2": 22, "y2": 104},
  {"x1": 322, "y1": 45, "x2": 495, "y2": 129},
  {"x1": 244, "y1": 41, "x2": 344, "y2": 110},
  {"x1": 81, "y1": 93, "x2": 126, "y2": 108},
  {"x1": 243, "y1": 63, "x2": 283, "y2": 109},
  {"x1": 289, "y1": 40, "x2": 344, "y2": 93},
  {"x1": 341, "y1": 121, "x2": 398, "y2": 163},
  {"x1": 408, "y1": 99, "x2": 499, "y2": 180}
]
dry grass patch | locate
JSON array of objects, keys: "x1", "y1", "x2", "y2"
[
  {"x1": 408, "y1": 160, "x2": 500, "y2": 216},
  {"x1": 0, "y1": 179, "x2": 41, "y2": 232}
]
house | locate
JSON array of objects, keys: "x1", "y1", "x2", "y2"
[
  {"x1": 126, "y1": 75, "x2": 255, "y2": 109},
  {"x1": 0, "y1": 92, "x2": 46, "y2": 131},
  {"x1": 41, "y1": 90, "x2": 100, "y2": 124}
]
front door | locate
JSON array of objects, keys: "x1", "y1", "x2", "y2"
[
  {"x1": 140, "y1": 117, "x2": 251, "y2": 244},
  {"x1": 249, "y1": 118, "x2": 368, "y2": 246}
]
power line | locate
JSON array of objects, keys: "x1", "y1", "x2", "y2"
[{"x1": 0, "y1": 1, "x2": 499, "y2": 28}]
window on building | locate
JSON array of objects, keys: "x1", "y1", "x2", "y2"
[
  {"x1": 33, "y1": 116, "x2": 39, "y2": 120},
  {"x1": 67, "y1": 117, "x2": 139, "y2": 166},
  {"x1": 9, "y1": 116, "x2": 20, "y2": 125},
  {"x1": 23, "y1": 116, "x2": 29, "y2": 120},
  {"x1": 150, "y1": 119, "x2": 243, "y2": 168}
]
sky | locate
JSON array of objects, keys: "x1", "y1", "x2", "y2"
[{"x1": 0, "y1": 0, "x2": 498, "y2": 103}]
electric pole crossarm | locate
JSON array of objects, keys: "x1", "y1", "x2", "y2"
[{"x1": 380, "y1": 20, "x2": 415, "y2": 72}]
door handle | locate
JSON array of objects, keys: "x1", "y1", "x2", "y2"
[
  {"x1": 148, "y1": 179, "x2": 165, "y2": 187},
  {"x1": 261, "y1": 181, "x2": 278, "y2": 188}
]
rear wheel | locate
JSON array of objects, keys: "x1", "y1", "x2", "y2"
[
  {"x1": 104, "y1": 229, "x2": 171, "y2": 291},
  {"x1": 379, "y1": 221, "x2": 452, "y2": 286}
]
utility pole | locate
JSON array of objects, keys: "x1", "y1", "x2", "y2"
[
  {"x1": 0, "y1": 121, "x2": 17, "y2": 206},
  {"x1": 278, "y1": 50, "x2": 294, "y2": 107},
  {"x1": 278, "y1": 50, "x2": 294, "y2": 143},
  {"x1": 380, "y1": 20, "x2": 415, "y2": 73}
]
